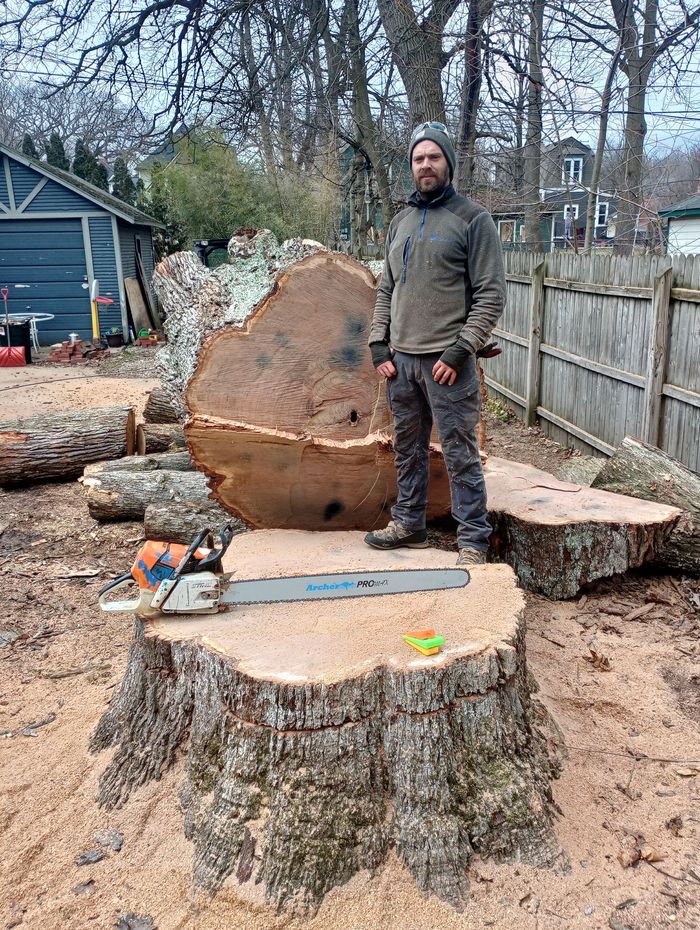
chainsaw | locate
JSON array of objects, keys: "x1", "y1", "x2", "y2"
[{"x1": 98, "y1": 525, "x2": 470, "y2": 617}]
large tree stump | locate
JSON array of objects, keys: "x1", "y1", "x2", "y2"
[
  {"x1": 92, "y1": 530, "x2": 560, "y2": 913},
  {"x1": 0, "y1": 406, "x2": 135, "y2": 486},
  {"x1": 485, "y1": 457, "x2": 681, "y2": 598},
  {"x1": 591, "y1": 435, "x2": 700, "y2": 576}
]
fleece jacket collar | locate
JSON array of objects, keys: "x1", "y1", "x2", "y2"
[{"x1": 407, "y1": 183, "x2": 456, "y2": 209}]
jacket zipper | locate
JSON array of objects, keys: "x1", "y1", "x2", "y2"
[
  {"x1": 401, "y1": 235, "x2": 411, "y2": 283},
  {"x1": 419, "y1": 207, "x2": 427, "y2": 240}
]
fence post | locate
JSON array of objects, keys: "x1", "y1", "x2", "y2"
[
  {"x1": 525, "y1": 259, "x2": 546, "y2": 426},
  {"x1": 642, "y1": 264, "x2": 672, "y2": 447}
]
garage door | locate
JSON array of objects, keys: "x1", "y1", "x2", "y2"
[{"x1": 0, "y1": 218, "x2": 91, "y2": 345}]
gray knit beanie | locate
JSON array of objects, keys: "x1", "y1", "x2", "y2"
[{"x1": 409, "y1": 122, "x2": 457, "y2": 180}]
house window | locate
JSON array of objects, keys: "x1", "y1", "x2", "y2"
[
  {"x1": 498, "y1": 220, "x2": 515, "y2": 242},
  {"x1": 596, "y1": 202, "x2": 609, "y2": 226},
  {"x1": 563, "y1": 204, "x2": 579, "y2": 220},
  {"x1": 562, "y1": 156, "x2": 583, "y2": 184}
]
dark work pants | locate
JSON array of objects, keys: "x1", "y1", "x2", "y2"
[{"x1": 386, "y1": 350, "x2": 491, "y2": 551}]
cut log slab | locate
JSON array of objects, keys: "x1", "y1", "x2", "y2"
[
  {"x1": 485, "y1": 457, "x2": 681, "y2": 599},
  {"x1": 83, "y1": 469, "x2": 211, "y2": 521},
  {"x1": 136, "y1": 423, "x2": 186, "y2": 456},
  {"x1": 144, "y1": 500, "x2": 244, "y2": 544},
  {"x1": 83, "y1": 451, "x2": 192, "y2": 476},
  {"x1": 0, "y1": 406, "x2": 135, "y2": 487},
  {"x1": 143, "y1": 385, "x2": 181, "y2": 424},
  {"x1": 91, "y1": 530, "x2": 561, "y2": 913},
  {"x1": 187, "y1": 418, "x2": 452, "y2": 529},
  {"x1": 591, "y1": 435, "x2": 700, "y2": 576},
  {"x1": 185, "y1": 251, "x2": 389, "y2": 439}
]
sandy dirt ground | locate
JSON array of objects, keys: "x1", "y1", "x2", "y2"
[{"x1": 1, "y1": 352, "x2": 699, "y2": 930}]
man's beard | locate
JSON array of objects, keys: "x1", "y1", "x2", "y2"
[{"x1": 414, "y1": 168, "x2": 450, "y2": 198}]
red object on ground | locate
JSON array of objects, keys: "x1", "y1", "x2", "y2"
[{"x1": 0, "y1": 346, "x2": 26, "y2": 367}]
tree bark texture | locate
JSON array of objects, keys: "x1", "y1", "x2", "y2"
[
  {"x1": 485, "y1": 457, "x2": 681, "y2": 598},
  {"x1": 143, "y1": 385, "x2": 181, "y2": 424},
  {"x1": 91, "y1": 530, "x2": 561, "y2": 913},
  {"x1": 591, "y1": 436, "x2": 700, "y2": 576},
  {"x1": 136, "y1": 423, "x2": 186, "y2": 456},
  {"x1": 82, "y1": 469, "x2": 212, "y2": 522},
  {"x1": 0, "y1": 406, "x2": 135, "y2": 487},
  {"x1": 144, "y1": 500, "x2": 244, "y2": 545}
]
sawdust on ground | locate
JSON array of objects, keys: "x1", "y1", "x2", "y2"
[{"x1": 1, "y1": 356, "x2": 699, "y2": 930}]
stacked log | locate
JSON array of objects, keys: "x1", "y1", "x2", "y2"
[
  {"x1": 0, "y1": 407, "x2": 135, "y2": 486},
  {"x1": 591, "y1": 436, "x2": 700, "y2": 576},
  {"x1": 82, "y1": 469, "x2": 211, "y2": 521},
  {"x1": 142, "y1": 385, "x2": 181, "y2": 424},
  {"x1": 135, "y1": 423, "x2": 186, "y2": 455}
]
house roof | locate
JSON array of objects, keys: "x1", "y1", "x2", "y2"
[
  {"x1": 0, "y1": 140, "x2": 164, "y2": 227},
  {"x1": 658, "y1": 192, "x2": 700, "y2": 218},
  {"x1": 544, "y1": 136, "x2": 593, "y2": 154}
]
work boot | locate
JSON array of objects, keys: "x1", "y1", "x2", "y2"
[
  {"x1": 364, "y1": 520, "x2": 428, "y2": 550},
  {"x1": 456, "y1": 547, "x2": 487, "y2": 566}
]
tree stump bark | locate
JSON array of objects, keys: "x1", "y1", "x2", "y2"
[
  {"x1": 91, "y1": 530, "x2": 561, "y2": 913},
  {"x1": 83, "y1": 451, "x2": 192, "y2": 476},
  {"x1": 0, "y1": 406, "x2": 135, "y2": 486},
  {"x1": 135, "y1": 423, "x2": 186, "y2": 456},
  {"x1": 591, "y1": 435, "x2": 700, "y2": 576},
  {"x1": 485, "y1": 457, "x2": 681, "y2": 598}
]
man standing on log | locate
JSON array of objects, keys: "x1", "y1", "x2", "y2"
[{"x1": 365, "y1": 122, "x2": 505, "y2": 565}]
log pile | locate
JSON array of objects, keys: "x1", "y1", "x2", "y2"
[
  {"x1": 0, "y1": 406, "x2": 135, "y2": 486},
  {"x1": 91, "y1": 529, "x2": 561, "y2": 912}
]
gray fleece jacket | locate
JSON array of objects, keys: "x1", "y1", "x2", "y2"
[{"x1": 368, "y1": 184, "x2": 506, "y2": 371}]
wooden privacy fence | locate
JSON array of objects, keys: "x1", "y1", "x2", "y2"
[{"x1": 484, "y1": 251, "x2": 700, "y2": 473}]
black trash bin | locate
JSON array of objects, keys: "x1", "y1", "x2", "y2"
[{"x1": 5, "y1": 320, "x2": 32, "y2": 363}]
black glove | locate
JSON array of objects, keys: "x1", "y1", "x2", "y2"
[{"x1": 369, "y1": 341, "x2": 393, "y2": 367}]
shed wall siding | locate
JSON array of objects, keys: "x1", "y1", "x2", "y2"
[
  {"x1": 119, "y1": 224, "x2": 137, "y2": 279},
  {"x1": 667, "y1": 218, "x2": 700, "y2": 256},
  {"x1": 88, "y1": 216, "x2": 122, "y2": 332},
  {"x1": 10, "y1": 161, "x2": 43, "y2": 204},
  {"x1": 0, "y1": 160, "x2": 9, "y2": 208},
  {"x1": 26, "y1": 179, "x2": 97, "y2": 213}
]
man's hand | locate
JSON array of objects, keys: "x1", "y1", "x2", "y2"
[
  {"x1": 432, "y1": 359, "x2": 458, "y2": 385},
  {"x1": 376, "y1": 360, "x2": 397, "y2": 378}
]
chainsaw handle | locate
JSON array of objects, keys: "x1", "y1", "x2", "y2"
[
  {"x1": 98, "y1": 572, "x2": 141, "y2": 612},
  {"x1": 197, "y1": 522, "x2": 237, "y2": 570},
  {"x1": 173, "y1": 528, "x2": 214, "y2": 578}
]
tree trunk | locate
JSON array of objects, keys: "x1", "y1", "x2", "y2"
[
  {"x1": 590, "y1": 436, "x2": 700, "y2": 576},
  {"x1": 82, "y1": 469, "x2": 211, "y2": 522},
  {"x1": 486, "y1": 456, "x2": 681, "y2": 598},
  {"x1": 91, "y1": 529, "x2": 560, "y2": 912},
  {"x1": 136, "y1": 423, "x2": 186, "y2": 456},
  {"x1": 613, "y1": 69, "x2": 648, "y2": 255},
  {"x1": 83, "y1": 451, "x2": 192, "y2": 476},
  {"x1": 456, "y1": 0, "x2": 495, "y2": 193},
  {"x1": 143, "y1": 385, "x2": 181, "y2": 424},
  {"x1": 0, "y1": 406, "x2": 135, "y2": 487},
  {"x1": 144, "y1": 500, "x2": 244, "y2": 544},
  {"x1": 522, "y1": 0, "x2": 544, "y2": 249},
  {"x1": 375, "y1": 0, "x2": 458, "y2": 124}
]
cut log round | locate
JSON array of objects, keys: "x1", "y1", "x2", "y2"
[
  {"x1": 136, "y1": 423, "x2": 186, "y2": 456},
  {"x1": 187, "y1": 419, "x2": 452, "y2": 529},
  {"x1": 0, "y1": 406, "x2": 135, "y2": 487},
  {"x1": 143, "y1": 385, "x2": 181, "y2": 424},
  {"x1": 83, "y1": 451, "x2": 192, "y2": 476},
  {"x1": 83, "y1": 469, "x2": 210, "y2": 521},
  {"x1": 591, "y1": 435, "x2": 700, "y2": 576},
  {"x1": 144, "y1": 499, "x2": 244, "y2": 544},
  {"x1": 485, "y1": 456, "x2": 681, "y2": 598},
  {"x1": 91, "y1": 530, "x2": 560, "y2": 912},
  {"x1": 185, "y1": 251, "x2": 388, "y2": 438}
]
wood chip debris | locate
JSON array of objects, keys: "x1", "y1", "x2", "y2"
[
  {"x1": 19, "y1": 713, "x2": 56, "y2": 737},
  {"x1": 585, "y1": 647, "x2": 612, "y2": 671},
  {"x1": 623, "y1": 603, "x2": 656, "y2": 622},
  {"x1": 40, "y1": 661, "x2": 111, "y2": 680}
]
